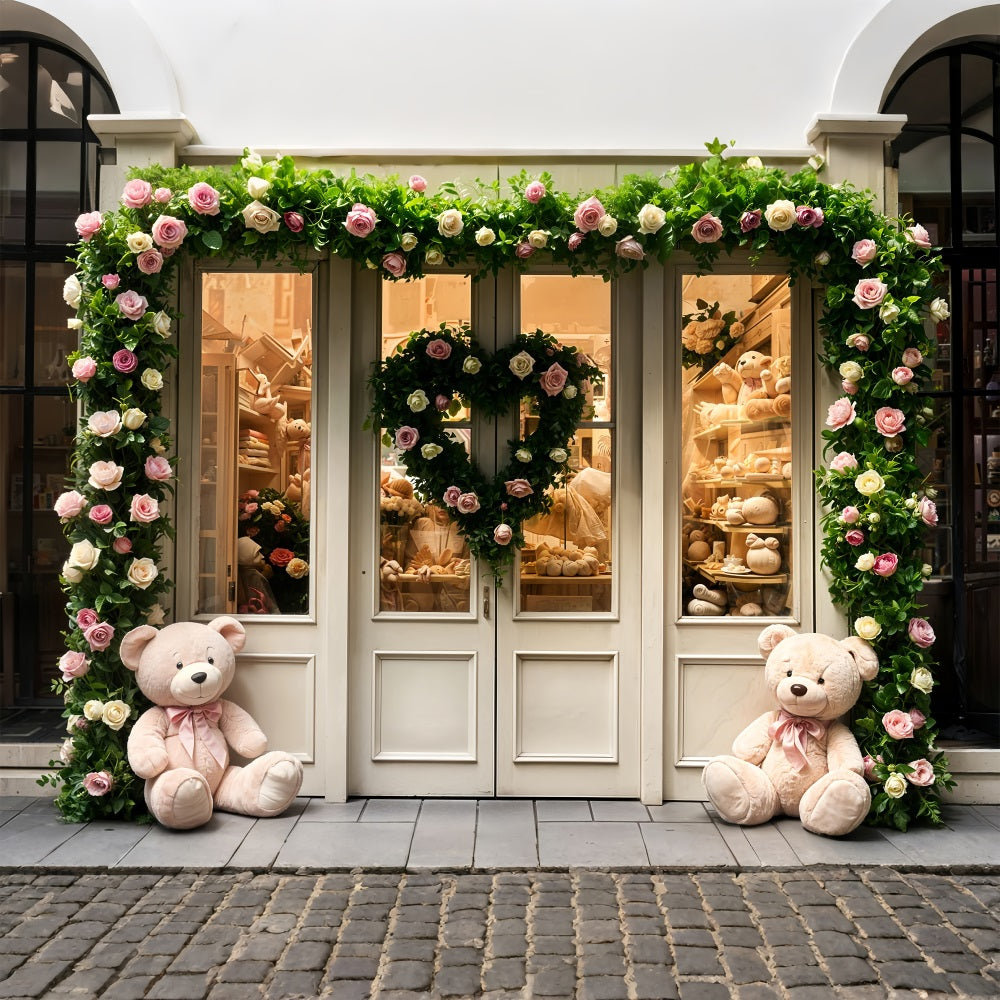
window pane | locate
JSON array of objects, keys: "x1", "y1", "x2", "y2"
[
  {"x1": 962, "y1": 54, "x2": 995, "y2": 138},
  {"x1": 681, "y1": 272, "x2": 794, "y2": 619},
  {"x1": 36, "y1": 48, "x2": 84, "y2": 128},
  {"x1": 0, "y1": 44, "x2": 29, "y2": 128},
  {"x1": 1, "y1": 395, "x2": 24, "y2": 571},
  {"x1": 33, "y1": 261, "x2": 74, "y2": 386},
  {"x1": 519, "y1": 275, "x2": 612, "y2": 614},
  {"x1": 89, "y1": 77, "x2": 115, "y2": 118},
  {"x1": 0, "y1": 140, "x2": 26, "y2": 244},
  {"x1": 35, "y1": 142, "x2": 80, "y2": 244},
  {"x1": 377, "y1": 276, "x2": 473, "y2": 614},
  {"x1": 199, "y1": 272, "x2": 314, "y2": 616},
  {"x1": 916, "y1": 397, "x2": 952, "y2": 577},
  {"x1": 0, "y1": 262, "x2": 25, "y2": 385},
  {"x1": 961, "y1": 135, "x2": 997, "y2": 245}
]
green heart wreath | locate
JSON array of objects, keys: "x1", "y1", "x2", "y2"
[{"x1": 367, "y1": 326, "x2": 603, "y2": 583}]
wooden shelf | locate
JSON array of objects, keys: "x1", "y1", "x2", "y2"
[
  {"x1": 687, "y1": 561, "x2": 788, "y2": 585},
  {"x1": 519, "y1": 573, "x2": 612, "y2": 585},
  {"x1": 691, "y1": 477, "x2": 789, "y2": 489},
  {"x1": 238, "y1": 464, "x2": 279, "y2": 475}
]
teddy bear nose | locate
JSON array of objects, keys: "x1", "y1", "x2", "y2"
[
  {"x1": 191, "y1": 671, "x2": 208, "y2": 685},
  {"x1": 790, "y1": 683, "x2": 808, "y2": 697}
]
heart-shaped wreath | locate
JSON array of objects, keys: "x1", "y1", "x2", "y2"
[{"x1": 367, "y1": 326, "x2": 603, "y2": 583}]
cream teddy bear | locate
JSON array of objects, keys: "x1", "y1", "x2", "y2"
[{"x1": 713, "y1": 350, "x2": 773, "y2": 406}]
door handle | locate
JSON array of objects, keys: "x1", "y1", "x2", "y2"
[{"x1": 483, "y1": 585, "x2": 490, "y2": 620}]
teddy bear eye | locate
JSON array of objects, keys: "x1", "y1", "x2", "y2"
[
  {"x1": 207, "y1": 656, "x2": 214, "y2": 665},
  {"x1": 175, "y1": 661, "x2": 183, "y2": 670},
  {"x1": 786, "y1": 670, "x2": 793, "y2": 677},
  {"x1": 818, "y1": 677, "x2": 825, "y2": 685}
]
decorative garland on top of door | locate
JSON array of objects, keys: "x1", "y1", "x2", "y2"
[{"x1": 49, "y1": 138, "x2": 953, "y2": 829}]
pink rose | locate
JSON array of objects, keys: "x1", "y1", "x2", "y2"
[
  {"x1": 456, "y1": 492, "x2": 480, "y2": 514},
  {"x1": 525, "y1": 181, "x2": 546, "y2": 203},
  {"x1": 76, "y1": 608, "x2": 98, "y2": 629},
  {"x1": 426, "y1": 339, "x2": 452, "y2": 360},
  {"x1": 136, "y1": 249, "x2": 163, "y2": 275},
  {"x1": 408, "y1": 175, "x2": 427, "y2": 192},
  {"x1": 88, "y1": 461, "x2": 124, "y2": 491},
  {"x1": 435, "y1": 394, "x2": 450, "y2": 411},
  {"x1": 615, "y1": 236, "x2": 645, "y2": 261},
  {"x1": 121, "y1": 179, "x2": 152, "y2": 209},
  {"x1": 862, "y1": 754, "x2": 881, "y2": 780},
  {"x1": 284, "y1": 211, "x2": 305, "y2": 233},
  {"x1": 102, "y1": 274, "x2": 120, "y2": 290},
  {"x1": 344, "y1": 203, "x2": 377, "y2": 238},
  {"x1": 883, "y1": 709, "x2": 915, "y2": 740},
  {"x1": 83, "y1": 771, "x2": 113, "y2": 797},
  {"x1": 88, "y1": 504, "x2": 114, "y2": 525},
  {"x1": 443, "y1": 486, "x2": 461, "y2": 507},
  {"x1": 873, "y1": 553, "x2": 899, "y2": 577},
  {"x1": 72, "y1": 357, "x2": 97, "y2": 382},
  {"x1": 825, "y1": 398, "x2": 857, "y2": 430},
  {"x1": 905, "y1": 224, "x2": 931, "y2": 249},
  {"x1": 891, "y1": 366, "x2": 913, "y2": 385},
  {"x1": 574, "y1": 197, "x2": 605, "y2": 233},
  {"x1": 906, "y1": 759, "x2": 935, "y2": 786},
  {"x1": 853, "y1": 277, "x2": 889, "y2": 310},
  {"x1": 153, "y1": 187, "x2": 172, "y2": 203},
  {"x1": 112, "y1": 349, "x2": 138, "y2": 374},
  {"x1": 112, "y1": 537, "x2": 132, "y2": 554},
  {"x1": 381, "y1": 252, "x2": 407, "y2": 278},
  {"x1": 59, "y1": 651, "x2": 89, "y2": 682},
  {"x1": 54, "y1": 491, "x2": 86, "y2": 518},
  {"x1": 909, "y1": 708, "x2": 926, "y2": 730},
  {"x1": 505, "y1": 479, "x2": 534, "y2": 498},
  {"x1": 851, "y1": 239, "x2": 878, "y2": 266},
  {"x1": 151, "y1": 215, "x2": 188, "y2": 249},
  {"x1": 842, "y1": 506, "x2": 861, "y2": 523},
  {"x1": 515, "y1": 242, "x2": 535, "y2": 259},
  {"x1": 144, "y1": 455, "x2": 173, "y2": 481},
  {"x1": 568, "y1": 232, "x2": 586, "y2": 251},
  {"x1": 83, "y1": 621, "x2": 115, "y2": 652},
  {"x1": 115, "y1": 290, "x2": 148, "y2": 322},
  {"x1": 847, "y1": 334, "x2": 870, "y2": 352},
  {"x1": 538, "y1": 363, "x2": 569, "y2": 397},
  {"x1": 901, "y1": 347, "x2": 923, "y2": 368},
  {"x1": 394, "y1": 426, "x2": 419, "y2": 451},
  {"x1": 842, "y1": 380, "x2": 858, "y2": 395},
  {"x1": 188, "y1": 181, "x2": 221, "y2": 215},
  {"x1": 74, "y1": 211, "x2": 103, "y2": 241},
  {"x1": 494, "y1": 524, "x2": 513, "y2": 545},
  {"x1": 845, "y1": 529, "x2": 865, "y2": 546},
  {"x1": 795, "y1": 206, "x2": 824, "y2": 228},
  {"x1": 129, "y1": 494, "x2": 160, "y2": 524},
  {"x1": 874, "y1": 407, "x2": 906, "y2": 437},
  {"x1": 908, "y1": 617, "x2": 936, "y2": 648},
  {"x1": 830, "y1": 452, "x2": 859, "y2": 473},
  {"x1": 691, "y1": 213, "x2": 724, "y2": 243},
  {"x1": 917, "y1": 497, "x2": 938, "y2": 526},
  {"x1": 739, "y1": 210, "x2": 761, "y2": 233}
]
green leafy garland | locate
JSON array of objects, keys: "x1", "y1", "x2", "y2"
[{"x1": 51, "y1": 139, "x2": 951, "y2": 829}]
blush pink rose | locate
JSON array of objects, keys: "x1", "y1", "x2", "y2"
[
  {"x1": 905, "y1": 224, "x2": 931, "y2": 249},
  {"x1": 88, "y1": 504, "x2": 114, "y2": 525},
  {"x1": 72, "y1": 357, "x2": 97, "y2": 382},
  {"x1": 426, "y1": 339, "x2": 452, "y2": 360},
  {"x1": 344, "y1": 203, "x2": 377, "y2": 238},
  {"x1": 188, "y1": 181, "x2": 221, "y2": 215},
  {"x1": 435, "y1": 394, "x2": 450, "y2": 411},
  {"x1": 568, "y1": 232, "x2": 586, "y2": 251},
  {"x1": 826, "y1": 398, "x2": 857, "y2": 430},
  {"x1": 908, "y1": 617, "x2": 936, "y2": 648},
  {"x1": 909, "y1": 708, "x2": 927, "y2": 730},
  {"x1": 121, "y1": 179, "x2": 152, "y2": 208},
  {"x1": 54, "y1": 491, "x2": 86, "y2": 518},
  {"x1": 906, "y1": 759, "x2": 935, "y2": 786},
  {"x1": 144, "y1": 455, "x2": 173, "y2": 481},
  {"x1": 408, "y1": 175, "x2": 427, "y2": 192},
  {"x1": 739, "y1": 209, "x2": 761, "y2": 233},
  {"x1": 153, "y1": 187, "x2": 172, "y2": 203},
  {"x1": 574, "y1": 197, "x2": 605, "y2": 233},
  {"x1": 795, "y1": 206, "x2": 824, "y2": 228},
  {"x1": 494, "y1": 523, "x2": 513, "y2": 545},
  {"x1": 515, "y1": 242, "x2": 535, "y2": 259},
  {"x1": 873, "y1": 553, "x2": 899, "y2": 577},
  {"x1": 382, "y1": 252, "x2": 406, "y2": 278},
  {"x1": 88, "y1": 461, "x2": 123, "y2": 491},
  {"x1": 76, "y1": 608, "x2": 98, "y2": 629},
  {"x1": 443, "y1": 486, "x2": 461, "y2": 507},
  {"x1": 112, "y1": 537, "x2": 132, "y2": 554},
  {"x1": 102, "y1": 274, "x2": 120, "y2": 290},
  {"x1": 284, "y1": 211, "x2": 304, "y2": 233},
  {"x1": 456, "y1": 492, "x2": 480, "y2": 514},
  {"x1": 525, "y1": 181, "x2": 546, "y2": 203},
  {"x1": 862, "y1": 754, "x2": 881, "y2": 780},
  {"x1": 505, "y1": 479, "x2": 534, "y2": 498},
  {"x1": 112, "y1": 349, "x2": 138, "y2": 374},
  {"x1": 615, "y1": 236, "x2": 645, "y2": 261},
  {"x1": 883, "y1": 709, "x2": 915, "y2": 740},
  {"x1": 918, "y1": 497, "x2": 938, "y2": 526},
  {"x1": 129, "y1": 494, "x2": 160, "y2": 524},
  {"x1": 83, "y1": 770, "x2": 113, "y2": 796},
  {"x1": 136, "y1": 249, "x2": 163, "y2": 275},
  {"x1": 691, "y1": 213, "x2": 724, "y2": 243},
  {"x1": 151, "y1": 215, "x2": 188, "y2": 249},
  {"x1": 59, "y1": 651, "x2": 89, "y2": 682},
  {"x1": 538, "y1": 363, "x2": 569, "y2": 397},
  {"x1": 901, "y1": 347, "x2": 923, "y2": 368},
  {"x1": 891, "y1": 366, "x2": 913, "y2": 385},
  {"x1": 842, "y1": 505, "x2": 860, "y2": 523},
  {"x1": 847, "y1": 334, "x2": 871, "y2": 352},
  {"x1": 845, "y1": 529, "x2": 865, "y2": 546},
  {"x1": 115, "y1": 290, "x2": 148, "y2": 322},
  {"x1": 874, "y1": 407, "x2": 906, "y2": 437},
  {"x1": 851, "y1": 239, "x2": 878, "y2": 266},
  {"x1": 394, "y1": 426, "x2": 419, "y2": 451},
  {"x1": 853, "y1": 277, "x2": 889, "y2": 310},
  {"x1": 842, "y1": 380, "x2": 858, "y2": 395},
  {"x1": 74, "y1": 211, "x2": 103, "y2": 241},
  {"x1": 83, "y1": 621, "x2": 115, "y2": 652},
  {"x1": 830, "y1": 452, "x2": 859, "y2": 473}
]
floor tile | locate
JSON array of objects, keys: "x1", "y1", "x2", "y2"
[
  {"x1": 275, "y1": 819, "x2": 413, "y2": 868},
  {"x1": 648, "y1": 802, "x2": 713, "y2": 823},
  {"x1": 473, "y1": 800, "x2": 537, "y2": 868},
  {"x1": 361, "y1": 798, "x2": 421, "y2": 822},
  {"x1": 407, "y1": 799, "x2": 476, "y2": 868},
  {"x1": 740, "y1": 820, "x2": 802, "y2": 866},
  {"x1": 771, "y1": 818, "x2": 908, "y2": 866},
  {"x1": 0, "y1": 805, "x2": 86, "y2": 865},
  {"x1": 590, "y1": 800, "x2": 650, "y2": 822},
  {"x1": 298, "y1": 798, "x2": 365, "y2": 822},
  {"x1": 41, "y1": 821, "x2": 151, "y2": 868},
  {"x1": 115, "y1": 812, "x2": 255, "y2": 868},
  {"x1": 228, "y1": 813, "x2": 301, "y2": 868},
  {"x1": 878, "y1": 806, "x2": 1000, "y2": 866},
  {"x1": 536, "y1": 799, "x2": 592, "y2": 822},
  {"x1": 640, "y1": 821, "x2": 736, "y2": 867},
  {"x1": 538, "y1": 821, "x2": 649, "y2": 867}
]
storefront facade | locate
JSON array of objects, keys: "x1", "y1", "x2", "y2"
[{"x1": 1, "y1": 0, "x2": 997, "y2": 806}]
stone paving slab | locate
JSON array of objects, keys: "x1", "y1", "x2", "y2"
[{"x1": 537, "y1": 821, "x2": 650, "y2": 867}]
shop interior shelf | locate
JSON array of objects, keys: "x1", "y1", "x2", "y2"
[
  {"x1": 684, "y1": 559, "x2": 788, "y2": 585},
  {"x1": 690, "y1": 477, "x2": 790, "y2": 489},
  {"x1": 238, "y1": 464, "x2": 279, "y2": 475},
  {"x1": 683, "y1": 516, "x2": 790, "y2": 534},
  {"x1": 519, "y1": 573, "x2": 613, "y2": 585}
]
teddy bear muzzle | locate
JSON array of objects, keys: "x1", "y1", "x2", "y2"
[
  {"x1": 170, "y1": 662, "x2": 226, "y2": 704},
  {"x1": 776, "y1": 675, "x2": 827, "y2": 716}
]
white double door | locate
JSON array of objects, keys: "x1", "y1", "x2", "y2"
[{"x1": 347, "y1": 270, "x2": 643, "y2": 798}]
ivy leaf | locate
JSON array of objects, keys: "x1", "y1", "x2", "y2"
[{"x1": 200, "y1": 230, "x2": 223, "y2": 251}]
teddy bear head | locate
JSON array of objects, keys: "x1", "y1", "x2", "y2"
[
  {"x1": 284, "y1": 418, "x2": 311, "y2": 441},
  {"x1": 757, "y1": 624, "x2": 878, "y2": 722},
  {"x1": 120, "y1": 616, "x2": 246, "y2": 708},
  {"x1": 735, "y1": 350, "x2": 773, "y2": 379}
]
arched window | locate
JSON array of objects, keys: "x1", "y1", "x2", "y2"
[
  {"x1": 0, "y1": 35, "x2": 116, "y2": 718},
  {"x1": 884, "y1": 41, "x2": 999, "y2": 748}
]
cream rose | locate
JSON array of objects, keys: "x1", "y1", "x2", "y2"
[
  {"x1": 854, "y1": 552, "x2": 876, "y2": 572},
  {"x1": 126, "y1": 232, "x2": 154, "y2": 254},
  {"x1": 286, "y1": 558, "x2": 309, "y2": 579},
  {"x1": 462, "y1": 356, "x2": 482, "y2": 374},
  {"x1": 62, "y1": 562, "x2": 84, "y2": 584},
  {"x1": 515, "y1": 448, "x2": 532, "y2": 463},
  {"x1": 854, "y1": 616, "x2": 882, "y2": 640},
  {"x1": 140, "y1": 368, "x2": 164, "y2": 391},
  {"x1": 83, "y1": 700, "x2": 105, "y2": 721},
  {"x1": 122, "y1": 407, "x2": 147, "y2": 430},
  {"x1": 884, "y1": 773, "x2": 908, "y2": 799},
  {"x1": 838, "y1": 361, "x2": 864, "y2": 383},
  {"x1": 247, "y1": 176, "x2": 270, "y2": 199},
  {"x1": 929, "y1": 297, "x2": 950, "y2": 322},
  {"x1": 407, "y1": 389, "x2": 429, "y2": 412},
  {"x1": 420, "y1": 443, "x2": 443, "y2": 459},
  {"x1": 69, "y1": 540, "x2": 100, "y2": 571},
  {"x1": 910, "y1": 666, "x2": 934, "y2": 694},
  {"x1": 102, "y1": 700, "x2": 131, "y2": 731},
  {"x1": 764, "y1": 200, "x2": 796, "y2": 231},
  {"x1": 399, "y1": 232, "x2": 418, "y2": 252},
  {"x1": 127, "y1": 557, "x2": 159, "y2": 590},
  {"x1": 528, "y1": 229, "x2": 550, "y2": 247},
  {"x1": 597, "y1": 216, "x2": 618, "y2": 237},
  {"x1": 87, "y1": 410, "x2": 122, "y2": 438},
  {"x1": 509, "y1": 351, "x2": 535, "y2": 379},
  {"x1": 879, "y1": 300, "x2": 900, "y2": 324},
  {"x1": 88, "y1": 461, "x2": 124, "y2": 491},
  {"x1": 425, "y1": 248, "x2": 444, "y2": 266},
  {"x1": 243, "y1": 200, "x2": 281, "y2": 234},
  {"x1": 437, "y1": 209, "x2": 464, "y2": 238},
  {"x1": 549, "y1": 447, "x2": 568, "y2": 463},
  {"x1": 67, "y1": 317, "x2": 83, "y2": 330},
  {"x1": 63, "y1": 274, "x2": 82, "y2": 308},
  {"x1": 855, "y1": 470, "x2": 885, "y2": 496},
  {"x1": 152, "y1": 311, "x2": 172, "y2": 338},
  {"x1": 637, "y1": 203, "x2": 666, "y2": 235},
  {"x1": 475, "y1": 227, "x2": 495, "y2": 246}
]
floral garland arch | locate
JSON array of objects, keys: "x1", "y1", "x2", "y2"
[{"x1": 50, "y1": 139, "x2": 952, "y2": 829}]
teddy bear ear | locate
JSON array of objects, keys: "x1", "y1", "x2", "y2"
[
  {"x1": 758, "y1": 624, "x2": 795, "y2": 657},
  {"x1": 208, "y1": 615, "x2": 247, "y2": 654},
  {"x1": 119, "y1": 625, "x2": 159, "y2": 671},
  {"x1": 840, "y1": 635, "x2": 879, "y2": 681}
]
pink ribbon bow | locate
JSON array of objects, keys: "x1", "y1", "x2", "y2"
[
  {"x1": 165, "y1": 701, "x2": 227, "y2": 768},
  {"x1": 768, "y1": 710, "x2": 828, "y2": 772}
]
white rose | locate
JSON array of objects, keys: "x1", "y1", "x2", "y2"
[
  {"x1": 87, "y1": 410, "x2": 123, "y2": 437},
  {"x1": 66, "y1": 716, "x2": 81, "y2": 734},
  {"x1": 509, "y1": 351, "x2": 535, "y2": 379},
  {"x1": 868, "y1": 513, "x2": 880, "y2": 524},
  {"x1": 122, "y1": 407, "x2": 147, "y2": 430},
  {"x1": 815, "y1": 250, "x2": 831, "y2": 266},
  {"x1": 242, "y1": 200, "x2": 281, "y2": 234},
  {"x1": 597, "y1": 216, "x2": 618, "y2": 237},
  {"x1": 884, "y1": 773, "x2": 908, "y2": 799},
  {"x1": 241, "y1": 150, "x2": 263, "y2": 170},
  {"x1": 102, "y1": 700, "x2": 131, "y2": 731},
  {"x1": 69, "y1": 540, "x2": 100, "y2": 572},
  {"x1": 62, "y1": 562, "x2": 83, "y2": 584},
  {"x1": 420, "y1": 443, "x2": 443, "y2": 459},
  {"x1": 462, "y1": 356, "x2": 482, "y2": 374},
  {"x1": 910, "y1": 667, "x2": 934, "y2": 694},
  {"x1": 83, "y1": 700, "x2": 104, "y2": 722},
  {"x1": 437, "y1": 209, "x2": 464, "y2": 238},
  {"x1": 247, "y1": 176, "x2": 270, "y2": 199},
  {"x1": 855, "y1": 470, "x2": 885, "y2": 496},
  {"x1": 515, "y1": 448, "x2": 532, "y2": 463},
  {"x1": 59, "y1": 739, "x2": 75, "y2": 764},
  {"x1": 879, "y1": 300, "x2": 900, "y2": 324},
  {"x1": 425, "y1": 249, "x2": 444, "y2": 266},
  {"x1": 67, "y1": 317, "x2": 83, "y2": 330},
  {"x1": 528, "y1": 229, "x2": 550, "y2": 248},
  {"x1": 127, "y1": 557, "x2": 159, "y2": 590},
  {"x1": 152, "y1": 311, "x2": 172, "y2": 338},
  {"x1": 637, "y1": 203, "x2": 666, "y2": 235},
  {"x1": 126, "y1": 232, "x2": 153, "y2": 254},
  {"x1": 140, "y1": 368, "x2": 164, "y2": 391},
  {"x1": 764, "y1": 199, "x2": 796, "y2": 231},
  {"x1": 63, "y1": 274, "x2": 82, "y2": 308},
  {"x1": 854, "y1": 616, "x2": 882, "y2": 640},
  {"x1": 744, "y1": 156, "x2": 764, "y2": 169},
  {"x1": 407, "y1": 389, "x2": 429, "y2": 412},
  {"x1": 400, "y1": 232, "x2": 418, "y2": 252},
  {"x1": 921, "y1": 563, "x2": 933, "y2": 577},
  {"x1": 475, "y1": 227, "x2": 496, "y2": 246},
  {"x1": 563, "y1": 385, "x2": 578, "y2": 399},
  {"x1": 839, "y1": 361, "x2": 864, "y2": 383},
  {"x1": 929, "y1": 297, "x2": 950, "y2": 322},
  {"x1": 549, "y1": 448, "x2": 568, "y2": 463},
  {"x1": 855, "y1": 552, "x2": 875, "y2": 572}
]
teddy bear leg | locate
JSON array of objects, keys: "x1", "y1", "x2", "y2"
[
  {"x1": 145, "y1": 769, "x2": 214, "y2": 830},
  {"x1": 798, "y1": 769, "x2": 871, "y2": 837},
  {"x1": 703, "y1": 756, "x2": 779, "y2": 826},
  {"x1": 213, "y1": 751, "x2": 304, "y2": 818}
]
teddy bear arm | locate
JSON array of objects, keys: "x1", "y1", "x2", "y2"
[
  {"x1": 127, "y1": 708, "x2": 171, "y2": 778},
  {"x1": 219, "y1": 700, "x2": 268, "y2": 759},
  {"x1": 731, "y1": 713, "x2": 776, "y2": 765},
  {"x1": 826, "y1": 720, "x2": 864, "y2": 774}
]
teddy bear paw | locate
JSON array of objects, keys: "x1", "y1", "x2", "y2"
[
  {"x1": 799, "y1": 771, "x2": 870, "y2": 837},
  {"x1": 257, "y1": 755, "x2": 304, "y2": 813}
]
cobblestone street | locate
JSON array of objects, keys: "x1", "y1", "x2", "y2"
[{"x1": 0, "y1": 868, "x2": 997, "y2": 999}]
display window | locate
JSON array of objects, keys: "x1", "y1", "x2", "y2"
[{"x1": 680, "y1": 272, "x2": 794, "y2": 620}]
